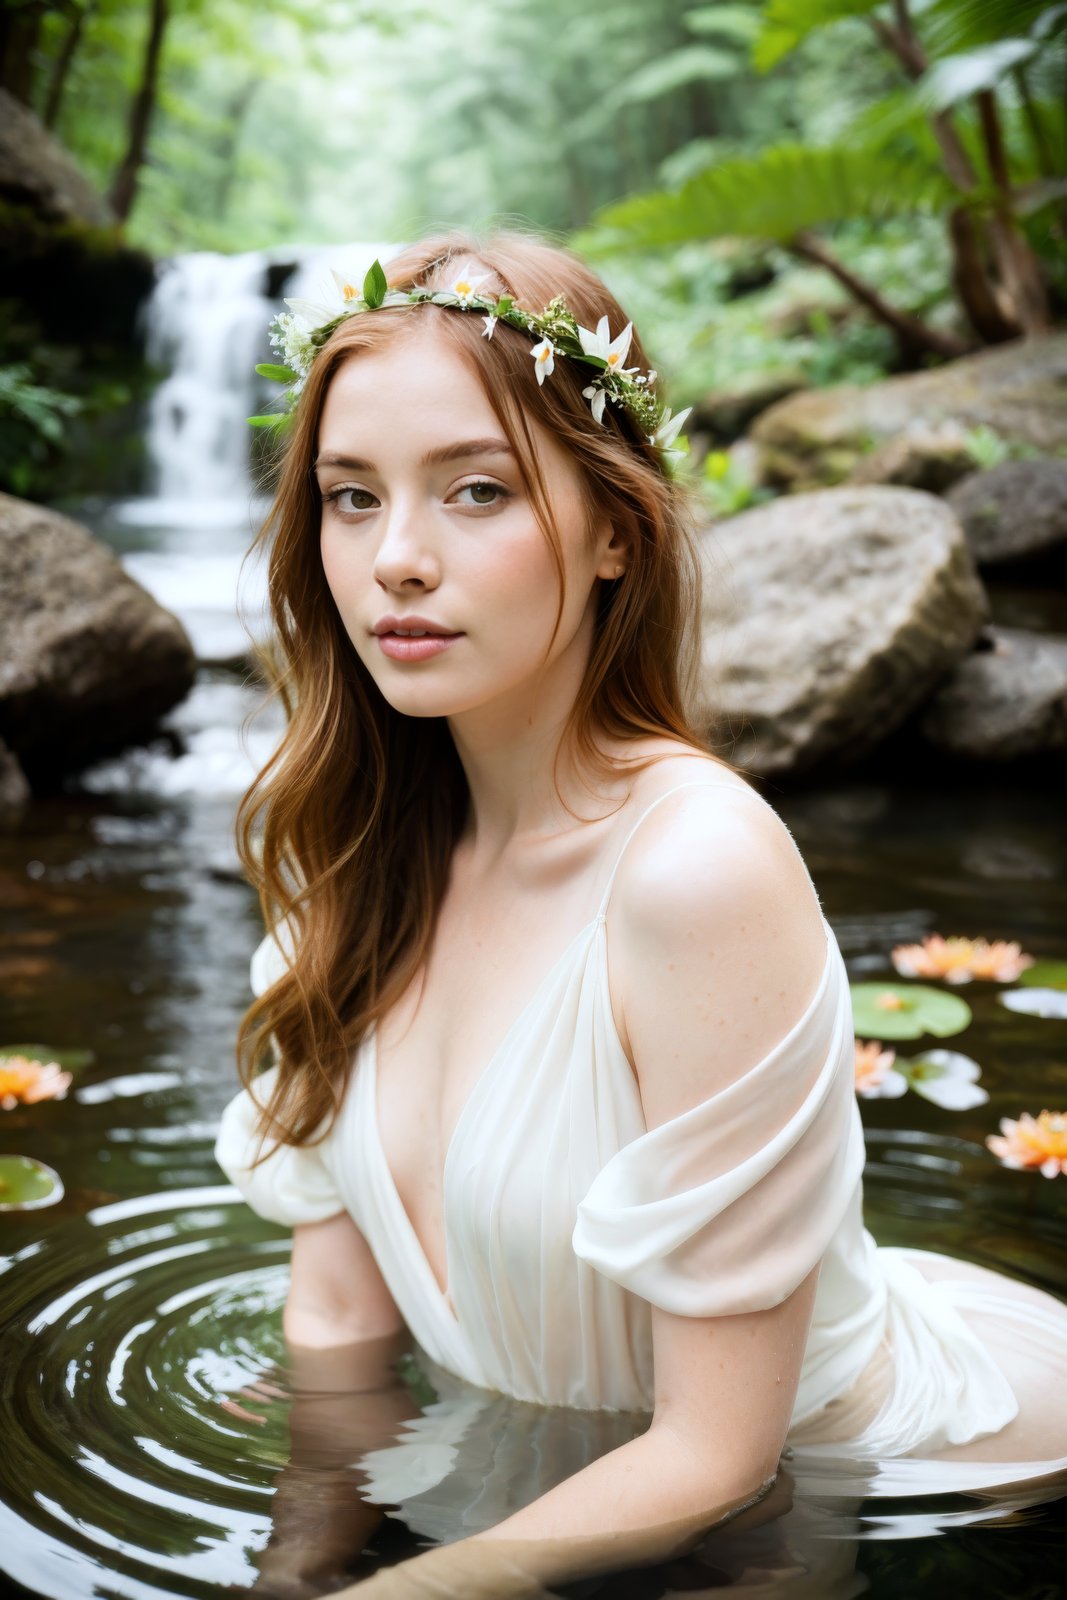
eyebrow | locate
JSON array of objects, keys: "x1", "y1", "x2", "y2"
[{"x1": 314, "y1": 437, "x2": 515, "y2": 473}]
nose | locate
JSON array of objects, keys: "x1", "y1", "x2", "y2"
[{"x1": 372, "y1": 497, "x2": 441, "y2": 592}]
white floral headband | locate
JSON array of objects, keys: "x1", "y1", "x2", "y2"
[{"x1": 250, "y1": 258, "x2": 692, "y2": 464}]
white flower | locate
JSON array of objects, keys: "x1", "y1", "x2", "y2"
[
  {"x1": 649, "y1": 406, "x2": 692, "y2": 450},
  {"x1": 269, "y1": 312, "x2": 317, "y2": 378},
  {"x1": 450, "y1": 262, "x2": 492, "y2": 306},
  {"x1": 329, "y1": 267, "x2": 361, "y2": 304},
  {"x1": 482, "y1": 313, "x2": 498, "y2": 339},
  {"x1": 284, "y1": 293, "x2": 339, "y2": 326},
  {"x1": 901, "y1": 1050, "x2": 989, "y2": 1111},
  {"x1": 582, "y1": 383, "x2": 608, "y2": 424},
  {"x1": 530, "y1": 337, "x2": 555, "y2": 385},
  {"x1": 576, "y1": 314, "x2": 636, "y2": 375}
]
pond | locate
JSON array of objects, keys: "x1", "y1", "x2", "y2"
[
  {"x1": 2, "y1": 584, "x2": 1065, "y2": 1597},
  {"x1": 2, "y1": 254, "x2": 1065, "y2": 1598}
]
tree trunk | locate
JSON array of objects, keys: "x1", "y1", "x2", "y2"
[
  {"x1": 43, "y1": 0, "x2": 93, "y2": 129},
  {"x1": 976, "y1": 88, "x2": 1049, "y2": 336},
  {"x1": 108, "y1": 0, "x2": 169, "y2": 224},
  {"x1": 0, "y1": 1, "x2": 46, "y2": 104},
  {"x1": 790, "y1": 230, "x2": 971, "y2": 362}
]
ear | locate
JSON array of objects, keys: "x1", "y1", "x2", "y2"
[{"x1": 591, "y1": 516, "x2": 632, "y2": 582}]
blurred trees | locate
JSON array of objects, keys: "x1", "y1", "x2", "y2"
[{"x1": 583, "y1": 1, "x2": 1066, "y2": 359}]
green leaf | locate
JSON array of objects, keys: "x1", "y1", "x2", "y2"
[
  {"x1": 589, "y1": 144, "x2": 953, "y2": 249},
  {"x1": 255, "y1": 363, "x2": 299, "y2": 383},
  {"x1": 617, "y1": 45, "x2": 741, "y2": 106},
  {"x1": 685, "y1": 6, "x2": 760, "y2": 44},
  {"x1": 753, "y1": 0, "x2": 885, "y2": 72},
  {"x1": 494, "y1": 294, "x2": 514, "y2": 315},
  {"x1": 914, "y1": 38, "x2": 1039, "y2": 113},
  {"x1": 248, "y1": 413, "x2": 288, "y2": 428},
  {"x1": 1018, "y1": 959, "x2": 1067, "y2": 991},
  {"x1": 363, "y1": 259, "x2": 389, "y2": 309},
  {"x1": 1, "y1": 1044, "x2": 95, "y2": 1070},
  {"x1": 0, "y1": 1156, "x2": 63, "y2": 1211},
  {"x1": 850, "y1": 982, "x2": 973, "y2": 1041}
]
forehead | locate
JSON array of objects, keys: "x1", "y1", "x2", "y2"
[{"x1": 319, "y1": 321, "x2": 494, "y2": 435}]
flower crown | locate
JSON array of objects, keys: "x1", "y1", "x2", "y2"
[{"x1": 251, "y1": 258, "x2": 691, "y2": 463}]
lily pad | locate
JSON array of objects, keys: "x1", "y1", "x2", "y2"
[
  {"x1": 0, "y1": 1154, "x2": 64, "y2": 1209},
  {"x1": 1017, "y1": 960, "x2": 1067, "y2": 992},
  {"x1": 850, "y1": 983, "x2": 972, "y2": 1041},
  {"x1": 0, "y1": 1044, "x2": 95, "y2": 1071},
  {"x1": 998, "y1": 988, "x2": 1067, "y2": 1020}
]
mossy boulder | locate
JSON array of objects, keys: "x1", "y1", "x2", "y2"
[
  {"x1": 946, "y1": 459, "x2": 1067, "y2": 566},
  {"x1": 752, "y1": 335, "x2": 1067, "y2": 491},
  {"x1": 0, "y1": 493, "x2": 196, "y2": 790},
  {"x1": 696, "y1": 486, "x2": 989, "y2": 777},
  {"x1": 918, "y1": 626, "x2": 1067, "y2": 761}
]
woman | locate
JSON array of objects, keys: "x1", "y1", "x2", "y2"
[{"x1": 216, "y1": 229, "x2": 1067, "y2": 1596}]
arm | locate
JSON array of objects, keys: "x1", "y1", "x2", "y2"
[
  {"x1": 251, "y1": 1212, "x2": 421, "y2": 1596},
  {"x1": 329, "y1": 790, "x2": 832, "y2": 1595}
]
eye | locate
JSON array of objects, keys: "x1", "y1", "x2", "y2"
[
  {"x1": 455, "y1": 479, "x2": 511, "y2": 510},
  {"x1": 322, "y1": 486, "x2": 378, "y2": 515}
]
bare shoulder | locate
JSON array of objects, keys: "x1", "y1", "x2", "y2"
[
  {"x1": 615, "y1": 753, "x2": 819, "y2": 930},
  {"x1": 606, "y1": 757, "x2": 830, "y2": 1111}
]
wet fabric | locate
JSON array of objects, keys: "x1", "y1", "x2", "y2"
[{"x1": 215, "y1": 779, "x2": 1067, "y2": 1497}]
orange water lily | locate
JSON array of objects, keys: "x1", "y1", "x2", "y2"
[
  {"x1": 854, "y1": 1039, "x2": 907, "y2": 1098},
  {"x1": 891, "y1": 934, "x2": 1035, "y2": 984},
  {"x1": 987, "y1": 1111, "x2": 1067, "y2": 1178},
  {"x1": 0, "y1": 1054, "x2": 73, "y2": 1110}
]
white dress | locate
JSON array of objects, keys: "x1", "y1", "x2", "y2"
[{"x1": 215, "y1": 779, "x2": 1067, "y2": 1511}]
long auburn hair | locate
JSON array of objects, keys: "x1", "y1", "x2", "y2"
[{"x1": 234, "y1": 225, "x2": 735, "y2": 1162}]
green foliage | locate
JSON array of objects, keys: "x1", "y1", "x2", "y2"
[
  {"x1": 0, "y1": 365, "x2": 83, "y2": 497},
  {"x1": 586, "y1": 145, "x2": 954, "y2": 250},
  {"x1": 753, "y1": 0, "x2": 884, "y2": 71},
  {"x1": 700, "y1": 449, "x2": 772, "y2": 517}
]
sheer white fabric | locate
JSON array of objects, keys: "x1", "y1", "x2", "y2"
[{"x1": 214, "y1": 779, "x2": 1067, "y2": 1497}]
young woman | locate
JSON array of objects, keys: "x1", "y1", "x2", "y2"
[{"x1": 215, "y1": 229, "x2": 1067, "y2": 1596}]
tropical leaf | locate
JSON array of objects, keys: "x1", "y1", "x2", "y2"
[
  {"x1": 919, "y1": 0, "x2": 1065, "y2": 56},
  {"x1": 617, "y1": 44, "x2": 741, "y2": 105},
  {"x1": 254, "y1": 363, "x2": 299, "y2": 383},
  {"x1": 753, "y1": 0, "x2": 885, "y2": 72},
  {"x1": 589, "y1": 144, "x2": 953, "y2": 249},
  {"x1": 914, "y1": 37, "x2": 1039, "y2": 111}
]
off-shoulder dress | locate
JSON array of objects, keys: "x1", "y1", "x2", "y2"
[{"x1": 215, "y1": 780, "x2": 1067, "y2": 1511}]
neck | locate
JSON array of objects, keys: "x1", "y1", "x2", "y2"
[{"x1": 446, "y1": 604, "x2": 617, "y2": 862}]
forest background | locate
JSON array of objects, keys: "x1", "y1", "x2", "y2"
[{"x1": 0, "y1": 0, "x2": 1065, "y2": 504}]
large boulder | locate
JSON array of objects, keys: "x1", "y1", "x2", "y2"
[
  {"x1": 946, "y1": 459, "x2": 1067, "y2": 566},
  {"x1": 696, "y1": 487, "x2": 989, "y2": 776},
  {"x1": 0, "y1": 494, "x2": 197, "y2": 788},
  {"x1": 918, "y1": 626, "x2": 1067, "y2": 761},
  {"x1": 0, "y1": 89, "x2": 113, "y2": 226},
  {"x1": 752, "y1": 334, "x2": 1067, "y2": 490}
]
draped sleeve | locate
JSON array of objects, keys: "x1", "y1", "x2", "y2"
[
  {"x1": 214, "y1": 920, "x2": 346, "y2": 1228},
  {"x1": 571, "y1": 925, "x2": 867, "y2": 1317}
]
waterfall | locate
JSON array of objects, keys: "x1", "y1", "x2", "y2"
[
  {"x1": 137, "y1": 241, "x2": 399, "y2": 517},
  {"x1": 109, "y1": 242, "x2": 398, "y2": 668}
]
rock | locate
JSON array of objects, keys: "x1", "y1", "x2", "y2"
[
  {"x1": 918, "y1": 625, "x2": 1067, "y2": 760},
  {"x1": 691, "y1": 369, "x2": 809, "y2": 443},
  {"x1": 0, "y1": 90, "x2": 113, "y2": 227},
  {"x1": 752, "y1": 334, "x2": 1067, "y2": 490},
  {"x1": 946, "y1": 459, "x2": 1067, "y2": 565},
  {"x1": 846, "y1": 421, "x2": 977, "y2": 495},
  {"x1": 0, "y1": 494, "x2": 197, "y2": 787},
  {"x1": 0, "y1": 738, "x2": 30, "y2": 826},
  {"x1": 696, "y1": 487, "x2": 989, "y2": 776}
]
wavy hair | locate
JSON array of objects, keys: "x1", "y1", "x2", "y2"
[{"x1": 234, "y1": 225, "x2": 734, "y2": 1162}]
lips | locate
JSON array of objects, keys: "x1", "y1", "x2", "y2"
[{"x1": 373, "y1": 614, "x2": 461, "y2": 637}]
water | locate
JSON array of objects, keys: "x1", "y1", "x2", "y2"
[{"x1": 2, "y1": 252, "x2": 1066, "y2": 1598}]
